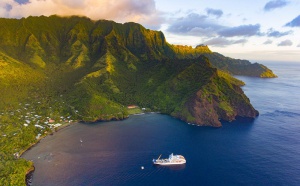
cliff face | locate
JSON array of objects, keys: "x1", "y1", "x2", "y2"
[
  {"x1": 170, "y1": 66, "x2": 258, "y2": 127},
  {"x1": 0, "y1": 15, "x2": 262, "y2": 127}
]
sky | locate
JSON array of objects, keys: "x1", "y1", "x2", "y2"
[{"x1": 1, "y1": 0, "x2": 300, "y2": 62}]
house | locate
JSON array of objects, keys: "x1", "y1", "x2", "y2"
[
  {"x1": 127, "y1": 105, "x2": 138, "y2": 109},
  {"x1": 49, "y1": 118, "x2": 55, "y2": 123}
]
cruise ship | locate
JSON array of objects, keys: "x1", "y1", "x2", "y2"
[{"x1": 153, "y1": 153, "x2": 186, "y2": 165}]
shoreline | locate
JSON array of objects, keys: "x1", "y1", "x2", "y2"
[
  {"x1": 21, "y1": 113, "x2": 142, "y2": 184},
  {"x1": 21, "y1": 121, "x2": 77, "y2": 185},
  {"x1": 25, "y1": 165, "x2": 35, "y2": 186},
  {"x1": 20, "y1": 121, "x2": 75, "y2": 157},
  {"x1": 21, "y1": 112, "x2": 142, "y2": 157}
]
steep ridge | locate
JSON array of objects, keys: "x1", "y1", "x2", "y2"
[
  {"x1": 204, "y1": 52, "x2": 277, "y2": 78},
  {"x1": 0, "y1": 15, "x2": 268, "y2": 126}
]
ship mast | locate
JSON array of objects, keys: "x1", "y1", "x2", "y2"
[{"x1": 158, "y1": 154, "x2": 162, "y2": 160}]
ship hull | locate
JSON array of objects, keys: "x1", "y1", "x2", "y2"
[{"x1": 153, "y1": 162, "x2": 186, "y2": 165}]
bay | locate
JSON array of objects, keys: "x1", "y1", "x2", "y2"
[{"x1": 23, "y1": 61, "x2": 300, "y2": 186}]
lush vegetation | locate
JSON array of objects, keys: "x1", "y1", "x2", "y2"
[
  {"x1": 0, "y1": 15, "x2": 273, "y2": 185},
  {"x1": 0, "y1": 78, "x2": 78, "y2": 185},
  {"x1": 204, "y1": 52, "x2": 277, "y2": 78},
  {"x1": 126, "y1": 107, "x2": 144, "y2": 115}
]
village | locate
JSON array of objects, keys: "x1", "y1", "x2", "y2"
[
  {"x1": 0, "y1": 98, "x2": 78, "y2": 160},
  {"x1": 0, "y1": 100, "x2": 153, "y2": 160}
]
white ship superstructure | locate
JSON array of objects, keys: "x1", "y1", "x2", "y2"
[{"x1": 153, "y1": 153, "x2": 186, "y2": 165}]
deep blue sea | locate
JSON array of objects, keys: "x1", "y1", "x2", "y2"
[{"x1": 23, "y1": 62, "x2": 300, "y2": 186}]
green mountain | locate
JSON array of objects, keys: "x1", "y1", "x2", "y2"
[
  {"x1": 0, "y1": 15, "x2": 280, "y2": 185},
  {"x1": 204, "y1": 52, "x2": 277, "y2": 78},
  {"x1": 0, "y1": 15, "x2": 277, "y2": 127}
]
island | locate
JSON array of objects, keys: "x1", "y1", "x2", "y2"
[{"x1": 0, "y1": 15, "x2": 276, "y2": 185}]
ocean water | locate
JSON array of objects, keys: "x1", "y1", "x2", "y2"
[{"x1": 23, "y1": 62, "x2": 300, "y2": 186}]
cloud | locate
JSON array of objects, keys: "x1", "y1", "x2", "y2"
[
  {"x1": 278, "y1": 39, "x2": 293, "y2": 46},
  {"x1": 56, "y1": 0, "x2": 87, "y2": 9},
  {"x1": 264, "y1": 0, "x2": 289, "y2": 11},
  {"x1": 202, "y1": 37, "x2": 247, "y2": 47},
  {"x1": 263, "y1": 39, "x2": 273, "y2": 44},
  {"x1": 5, "y1": 3, "x2": 12, "y2": 11},
  {"x1": 166, "y1": 12, "x2": 263, "y2": 41},
  {"x1": 0, "y1": 0, "x2": 164, "y2": 29},
  {"x1": 206, "y1": 8, "x2": 223, "y2": 18},
  {"x1": 233, "y1": 39, "x2": 248, "y2": 44},
  {"x1": 203, "y1": 38, "x2": 231, "y2": 46},
  {"x1": 138, "y1": 11, "x2": 166, "y2": 30},
  {"x1": 267, "y1": 28, "x2": 292, "y2": 37},
  {"x1": 297, "y1": 44, "x2": 300, "y2": 47},
  {"x1": 14, "y1": 0, "x2": 29, "y2": 4},
  {"x1": 166, "y1": 13, "x2": 224, "y2": 37},
  {"x1": 218, "y1": 24, "x2": 261, "y2": 37},
  {"x1": 285, "y1": 15, "x2": 300, "y2": 27}
]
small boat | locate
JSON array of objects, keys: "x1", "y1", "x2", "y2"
[{"x1": 153, "y1": 153, "x2": 186, "y2": 165}]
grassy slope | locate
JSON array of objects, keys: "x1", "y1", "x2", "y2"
[{"x1": 0, "y1": 52, "x2": 45, "y2": 110}]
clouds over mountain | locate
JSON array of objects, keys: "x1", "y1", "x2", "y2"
[
  {"x1": 166, "y1": 10, "x2": 296, "y2": 47},
  {"x1": 166, "y1": 12, "x2": 263, "y2": 46},
  {"x1": 2, "y1": 0, "x2": 297, "y2": 50},
  {"x1": 1, "y1": 0, "x2": 164, "y2": 29},
  {"x1": 166, "y1": 13, "x2": 223, "y2": 37},
  {"x1": 167, "y1": 13, "x2": 262, "y2": 37},
  {"x1": 285, "y1": 15, "x2": 300, "y2": 27},
  {"x1": 264, "y1": 0, "x2": 289, "y2": 11}
]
